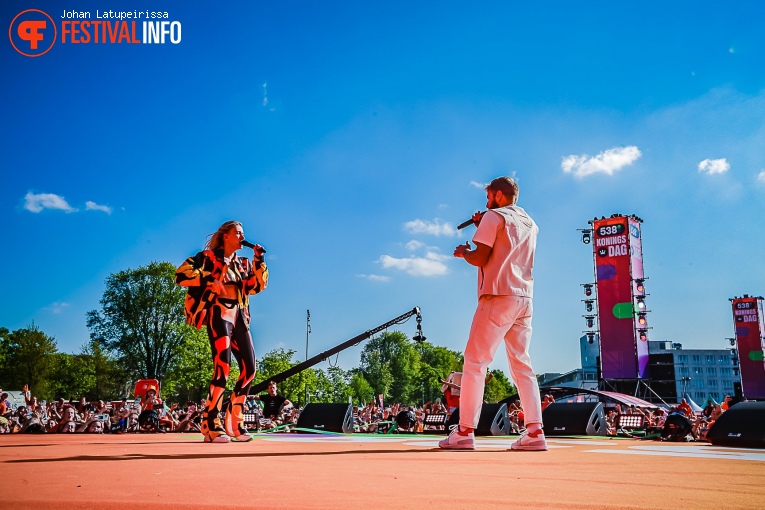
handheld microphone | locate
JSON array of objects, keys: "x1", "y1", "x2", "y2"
[
  {"x1": 456, "y1": 211, "x2": 486, "y2": 230},
  {"x1": 456, "y1": 218, "x2": 474, "y2": 230},
  {"x1": 242, "y1": 240, "x2": 266, "y2": 254}
]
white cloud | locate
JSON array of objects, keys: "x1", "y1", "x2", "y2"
[
  {"x1": 262, "y1": 82, "x2": 275, "y2": 111},
  {"x1": 45, "y1": 302, "x2": 70, "y2": 315},
  {"x1": 758, "y1": 170, "x2": 765, "y2": 183},
  {"x1": 85, "y1": 201, "x2": 112, "y2": 214},
  {"x1": 561, "y1": 146, "x2": 642, "y2": 178},
  {"x1": 405, "y1": 240, "x2": 425, "y2": 251},
  {"x1": 379, "y1": 251, "x2": 449, "y2": 277},
  {"x1": 697, "y1": 158, "x2": 730, "y2": 175},
  {"x1": 24, "y1": 192, "x2": 77, "y2": 213},
  {"x1": 403, "y1": 218, "x2": 456, "y2": 237},
  {"x1": 469, "y1": 180, "x2": 487, "y2": 189},
  {"x1": 356, "y1": 273, "x2": 391, "y2": 282}
]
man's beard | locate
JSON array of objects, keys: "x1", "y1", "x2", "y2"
[{"x1": 487, "y1": 198, "x2": 499, "y2": 209}]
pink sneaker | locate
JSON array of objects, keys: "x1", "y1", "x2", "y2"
[
  {"x1": 438, "y1": 428, "x2": 475, "y2": 450},
  {"x1": 510, "y1": 430, "x2": 547, "y2": 451}
]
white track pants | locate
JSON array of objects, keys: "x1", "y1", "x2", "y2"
[{"x1": 459, "y1": 295, "x2": 542, "y2": 429}]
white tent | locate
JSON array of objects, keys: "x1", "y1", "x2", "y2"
[{"x1": 682, "y1": 393, "x2": 704, "y2": 413}]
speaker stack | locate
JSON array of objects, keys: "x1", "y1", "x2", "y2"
[
  {"x1": 446, "y1": 403, "x2": 510, "y2": 436},
  {"x1": 706, "y1": 402, "x2": 765, "y2": 448},
  {"x1": 541, "y1": 402, "x2": 607, "y2": 436},
  {"x1": 295, "y1": 403, "x2": 354, "y2": 433}
]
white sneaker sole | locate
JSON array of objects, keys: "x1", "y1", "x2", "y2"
[
  {"x1": 438, "y1": 439, "x2": 476, "y2": 450},
  {"x1": 510, "y1": 443, "x2": 547, "y2": 451}
]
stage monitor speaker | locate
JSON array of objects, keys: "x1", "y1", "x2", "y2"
[
  {"x1": 296, "y1": 403, "x2": 353, "y2": 434},
  {"x1": 706, "y1": 402, "x2": 765, "y2": 448},
  {"x1": 542, "y1": 402, "x2": 607, "y2": 436},
  {"x1": 446, "y1": 403, "x2": 509, "y2": 436}
]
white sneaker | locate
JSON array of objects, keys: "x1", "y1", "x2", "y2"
[
  {"x1": 232, "y1": 432, "x2": 253, "y2": 442},
  {"x1": 510, "y1": 430, "x2": 547, "y2": 451},
  {"x1": 438, "y1": 428, "x2": 476, "y2": 450}
]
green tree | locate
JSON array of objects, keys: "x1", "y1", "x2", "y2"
[
  {"x1": 310, "y1": 369, "x2": 333, "y2": 403},
  {"x1": 0, "y1": 327, "x2": 8, "y2": 380},
  {"x1": 348, "y1": 371, "x2": 374, "y2": 404},
  {"x1": 308, "y1": 366, "x2": 351, "y2": 403},
  {"x1": 86, "y1": 261, "x2": 195, "y2": 380},
  {"x1": 324, "y1": 365, "x2": 351, "y2": 403},
  {"x1": 417, "y1": 342, "x2": 463, "y2": 404},
  {"x1": 47, "y1": 353, "x2": 95, "y2": 401},
  {"x1": 160, "y1": 326, "x2": 212, "y2": 403},
  {"x1": 484, "y1": 369, "x2": 517, "y2": 403},
  {"x1": 81, "y1": 340, "x2": 131, "y2": 401},
  {"x1": 0, "y1": 324, "x2": 57, "y2": 396},
  {"x1": 254, "y1": 348, "x2": 302, "y2": 402},
  {"x1": 359, "y1": 331, "x2": 421, "y2": 404}
]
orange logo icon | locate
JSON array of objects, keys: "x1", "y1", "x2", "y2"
[{"x1": 9, "y1": 10, "x2": 57, "y2": 57}]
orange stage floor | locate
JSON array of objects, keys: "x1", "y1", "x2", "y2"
[{"x1": 1, "y1": 433, "x2": 763, "y2": 509}]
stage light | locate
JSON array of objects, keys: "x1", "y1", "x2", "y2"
[
  {"x1": 579, "y1": 229, "x2": 592, "y2": 244},
  {"x1": 412, "y1": 311, "x2": 427, "y2": 343},
  {"x1": 638, "y1": 329, "x2": 648, "y2": 342},
  {"x1": 727, "y1": 338, "x2": 736, "y2": 347},
  {"x1": 636, "y1": 297, "x2": 646, "y2": 310},
  {"x1": 635, "y1": 278, "x2": 645, "y2": 294},
  {"x1": 637, "y1": 313, "x2": 647, "y2": 327},
  {"x1": 585, "y1": 315, "x2": 595, "y2": 328},
  {"x1": 584, "y1": 300, "x2": 594, "y2": 312},
  {"x1": 586, "y1": 332, "x2": 595, "y2": 344},
  {"x1": 583, "y1": 284, "x2": 593, "y2": 297}
]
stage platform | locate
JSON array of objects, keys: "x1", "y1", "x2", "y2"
[{"x1": 1, "y1": 433, "x2": 763, "y2": 509}]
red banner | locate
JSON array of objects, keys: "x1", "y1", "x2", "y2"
[
  {"x1": 731, "y1": 297, "x2": 765, "y2": 399},
  {"x1": 593, "y1": 216, "x2": 638, "y2": 379}
]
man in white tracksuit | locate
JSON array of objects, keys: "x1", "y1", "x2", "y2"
[{"x1": 439, "y1": 176, "x2": 546, "y2": 451}]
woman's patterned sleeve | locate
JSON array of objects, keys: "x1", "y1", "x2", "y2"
[
  {"x1": 244, "y1": 257, "x2": 269, "y2": 295},
  {"x1": 175, "y1": 252, "x2": 215, "y2": 287}
]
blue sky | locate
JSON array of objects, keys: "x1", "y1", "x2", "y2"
[{"x1": 2, "y1": 1, "x2": 764, "y2": 378}]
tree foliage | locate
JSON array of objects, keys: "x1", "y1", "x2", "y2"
[
  {"x1": 162, "y1": 327, "x2": 212, "y2": 403},
  {"x1": 484, "y1": 368, "x2": 517, "y2": 403},
  {"x1": 417, "y1": 342, "x2": 463, "y2": 404},
  {"x1": 0, "y1": 324, "x2": 57, "y2": 396},
  {"x1": 348, "y1": 371, "x2": 374, "y2": 404},
  {"x1": 86, "y1": 261, "x2": 196, "y2": 379},
  {"x1": 359, "y1": 331, "x2": 422, "y2": 405},
  {"x1": 0, "y1": 326, "x2": 132, "y2": 401},
  {"x1": 253, "y1": 348, "x2": 303, "y2": 402}
]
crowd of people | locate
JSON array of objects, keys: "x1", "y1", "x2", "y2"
[
  {"x1": 0, "y1": 381, "x2": 739, "y2": 442},
  {"x1": 603, "y1": 395, "x2": 737, "y2": 441}
]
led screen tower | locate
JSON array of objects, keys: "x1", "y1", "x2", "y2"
[
  {"x1": 588, "y1": 214, "x2": 650, "y2": 380},
  {"x1": 730, "y1": 295, "x2": 765, "y2": 399}
]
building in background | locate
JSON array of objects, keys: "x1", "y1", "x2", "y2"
[{"x1": 539, "y1": 336, "x2": 741, "y2": 406}]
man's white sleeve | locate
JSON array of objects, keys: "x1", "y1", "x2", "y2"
[{"x1": 472, "y1": 211, "x2": 502, "y2": 248}]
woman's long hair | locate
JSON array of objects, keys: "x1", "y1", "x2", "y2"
[{"x1": 205, "y1": 220, "x2": 241, "y2": 251}]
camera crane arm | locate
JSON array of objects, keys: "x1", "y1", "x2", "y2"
[{"x1": 248, "y1": 306, "x2": 424, "y2": 396}]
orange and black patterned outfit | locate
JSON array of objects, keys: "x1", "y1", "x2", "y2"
[{"x1": 176, "y1": 248, "x2": 268, "y2": 441}]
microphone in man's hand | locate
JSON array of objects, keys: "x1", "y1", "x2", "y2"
[
  {"x1": 456, "y1": 218, "x2": 474, "y2": 230},
  {"x1": 242, "y1": 240, "x2": 266, "y2": 254},
  {"x1": 456, "y1": 211, "x2": 486, "y2": 230}
]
